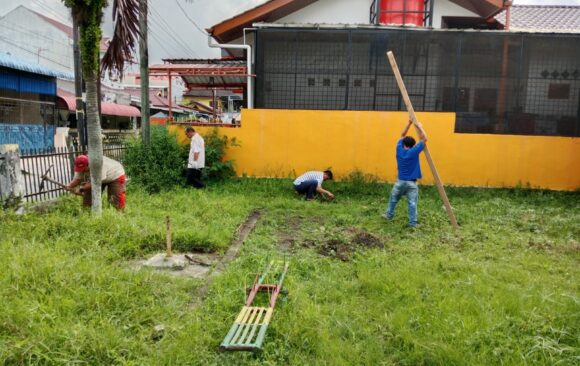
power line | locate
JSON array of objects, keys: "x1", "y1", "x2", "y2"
[
  {"x1": 148, "y1": 25, "x2": 184, "y2": 57},
  {"x1": 149, "y1": 3, "x2": 199, "y2": 57},
  {"x1": 148, "y1": 30, "x2": 178, "y2": 59},
  {"x1": 0, "y1": 33, "x2": 71, "y2": 65},
  {"x1": 0, "y1": 21, "x2": 72, "y2": 48},
  {"x1": 33, "y1": 0, "x2": 71, "y2": 24},
  {"x1": 0, "y1": 35, "x2": 72, "y2": 68},
  {"x1": 148, "y1": 14, "x2": 197, "y2": 58},
  {"x1": 174, "y1": 0, "x2": 207, "y2": 36}
]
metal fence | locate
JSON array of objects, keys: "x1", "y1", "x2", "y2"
[
  {"x1": 19, "y1": 144, "x2": 127, "y2": 203},
  {"x1": 254, "y1": 28, "x2": 580, "y2": 137}
]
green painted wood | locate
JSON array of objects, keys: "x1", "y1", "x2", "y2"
[
  {"x1": 220, "y1": 323, "x2": 240, "y2": 348},
  {"x1": 254, "y1": 323, "x2": 270, "y2": 349}
]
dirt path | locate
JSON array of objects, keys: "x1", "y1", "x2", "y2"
[
  {"x1": 191, "y1": 209, "x2": 263, "y2": 306},
  {"x1": 276, "y1": 215, "x2": 303, "y2": 252}
]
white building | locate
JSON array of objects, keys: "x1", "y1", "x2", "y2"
[
  {"x1": 0, "y1": 6, "x2": 74, "y2": 74},
  {"x1": 205, "y1": 0, "x2": 579, "y2": 137}
]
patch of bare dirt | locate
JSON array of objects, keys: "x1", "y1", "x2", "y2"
[
  {"x1": 528, "y1": 239, "x2": 580, "y2": 254},
  {"x1": 319, "y1": 239, "x2": 351, "y2": 261},
  {"x1": 347, "y1": 227, "x2": 384, "y2": 249},
  {"x1": 302, "y1": 227, "x2": 385, "y2": 261},
  {"x1": 528, "y1": 239, "x2": 553, "y2": 251},
  {"x1": 277, "y1": 215, "x2": 303, "y2": 252}
]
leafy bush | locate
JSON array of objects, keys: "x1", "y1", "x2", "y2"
[
  {"x1": 202, "y1": 128, "x2": 238, "y2": 181},
  {"x1": 123, "y1": 127, "x2": 188, "y2": 193},
  {"x1": 123, "y1": 127, "x2": 238, "y2": 192}
]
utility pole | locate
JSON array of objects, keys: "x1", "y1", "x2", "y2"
[
  {"x1": 72, "y1": 15, "x2": 87, "y2": 146},
  {"x1": 139, "y1": 0, "x2": 150, "y2": 145}
]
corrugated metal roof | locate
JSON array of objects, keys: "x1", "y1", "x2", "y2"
[
  {"x1": 0, "y1": 53, "x2": 74, "y2": 80},
  {"x1": 149, "y1": 62, "x2": 249, "y2": 88},
  {"x1": 58, "y1": 94, "x2": 141, "y2": 117}
]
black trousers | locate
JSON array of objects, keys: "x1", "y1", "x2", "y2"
[{"x1": 186, "y1": 168, "x2": 205, "y2": 188}]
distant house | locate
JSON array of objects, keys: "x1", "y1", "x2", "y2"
[
  {"x1": 0, "y1": 5, "x2": 74, "y2": 75},
  {"x1": 147, "y1": 58, "x2": 245, "y2": 122},
  {"x1": 183, "y1": 89, "x2": 231, "y2": 112},
  {"x1": 0, "y1": 54, "x2": 73, "y2": 150},
  {"x1": 1, "y1": 6, "x2": 145, "y2": 135},
  {"x1": 206, "y1": 0, "x2": 579, "y2": 137},
  {"x1": 56, "y1": 89, "x2": 140, "y2": 132}
]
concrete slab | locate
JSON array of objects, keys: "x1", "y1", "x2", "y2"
[
  {"x1": 137, "y1": 253, "x2": 214, "y2": 278},
  {"x1": 143, "y1": 253, "x2": 187, "y2": 269}
]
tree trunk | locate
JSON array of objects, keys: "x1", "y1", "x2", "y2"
[
  {"x1": 85, "y1": 75, "x2": 103, "y2": 215},
  {"x1": 0, "y1": 144, "x2": 24, "y2": 214}
]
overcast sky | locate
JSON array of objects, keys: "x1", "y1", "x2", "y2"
[{"x1": 1, "y1": 0, "x2": 579, "y2": 64}]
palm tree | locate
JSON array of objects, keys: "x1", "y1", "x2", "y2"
[{"x1": 63, "y1": 0, "x2": 139, "y2": 215}]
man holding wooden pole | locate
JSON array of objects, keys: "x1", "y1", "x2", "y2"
[
  {"x1": 386, "y1": 51, "x2": 459, "y2": 229},
  {"x1": 383, "y1": 118, "x2": 427, "y2": 227}
]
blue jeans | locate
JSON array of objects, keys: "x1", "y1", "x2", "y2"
[
  {"x1": 385, "y1": 180, "x2": 419, "y2": 226},
  {"x1": 294, "y1": 180, "x2": 318, "y2": 199}
]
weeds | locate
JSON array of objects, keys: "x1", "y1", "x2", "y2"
[{"x1": 0, "y1": 179, "x2": 578, "y2": 365}]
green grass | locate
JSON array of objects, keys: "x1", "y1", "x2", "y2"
[{"x1": 1, "y1": 179, "x2": 578, "y2": 365}]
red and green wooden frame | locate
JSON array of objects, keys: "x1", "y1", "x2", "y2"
[{"x1": 220, "y1": 261, "x2": 289, "y2": 351}]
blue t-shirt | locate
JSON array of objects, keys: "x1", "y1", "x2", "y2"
[{"x1": 396, "y1": 139, "x2": 425, "y2": 180}]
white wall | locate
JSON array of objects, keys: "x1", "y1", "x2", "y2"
[
  {"x1": 0, "y1": 6, "x2": 73, "y2": 73},
  {"x1": 275, "y1": 0, "x2": 478, "y2": 28},
  {"x1": 279, "y1": 0, "x2": 371, "y2": 24},
  {"x1": 431, "y1": 0, "x2": 478, "y2": 28}
]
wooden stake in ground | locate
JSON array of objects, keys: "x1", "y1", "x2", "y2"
[
  {"x1": 165, "y1": 216, "x2": 173, "y2": 257},
  {"x1": 386, "y1": 51, "x2": 459, "y2": 229}
]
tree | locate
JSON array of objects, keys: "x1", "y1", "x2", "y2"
[{"x1": 63, "y1": 0, "x2": 139, "y2": 215}]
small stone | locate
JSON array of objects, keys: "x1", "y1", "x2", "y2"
[{"x1": 152, "y1": 324, "x2": 165, "y2": 341}]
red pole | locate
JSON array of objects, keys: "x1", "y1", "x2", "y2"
[
  {"x1": 505, "y1": 0, "x2": 512, "y2": 31},
  {"x1": 168, "y1": 71, "x2": 173, "y2": 121}
]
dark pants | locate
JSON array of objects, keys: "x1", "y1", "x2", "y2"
[
  {"x1": 186, "y1": 168, "x2": 205, "y2": 189},
  {"x1": 82, "y1": 175, "x2": 126, "y2": 210},
  {"x1": 294, "y1": 180, "x2": 318, "y2": 199}
]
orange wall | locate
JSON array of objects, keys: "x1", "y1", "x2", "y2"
[{"x1": 170, "y1": 109, "x2": 580, "y2": 191}]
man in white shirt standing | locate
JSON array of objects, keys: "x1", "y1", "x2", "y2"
[
  {"x1": 185, "y1": 127, "x2": 206, "y2": 189},
  {"x1": 293, "y1": 170, "x2": 335, "y2": 201}
]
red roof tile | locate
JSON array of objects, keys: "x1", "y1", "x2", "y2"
[{"x1": 495, "y1": 5, "x2": 580, "y2": 33}]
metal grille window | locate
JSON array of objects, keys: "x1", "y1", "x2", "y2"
[{"x1": 255, "y1": 28, "x2": 580, "y2": 137}]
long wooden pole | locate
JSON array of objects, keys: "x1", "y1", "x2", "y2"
[
  {"x1": 386, "y1": 51, "x2": 459, "y2": 229},
  {"x1": 139, "y1": 0, "x2": 150, "y2": 145}
]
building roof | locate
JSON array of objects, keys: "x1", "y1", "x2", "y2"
[
  {"x1": 123, "y1": 87, "x2": 197, "y2": 114},
  {"x1": 4, "y1": 6, "x2": 110, "y2": 50},
  {"x1": 162, "y1": 57, "x2": 246, "y2": 64},
  {"x1": 186, "y1": 99, "x2": 216, "y2": 114},
  {"x1": 207, "y1": 0, "x2": 504, "y2": 43},
  {"x1": 494, "y1": 5, "x2": 580, "y2": 33},
  {"x1": 57, "y1": 91, "x2": 141, "y2": 118},
  {"x1": 0, "y1": 53, "x2": 74, "y2": 80},
  {"x1": 149, "y1": 61, "x2": 249, "y2": 88},
  {"x1": 448, "y1": 0, "x2": 503, "y2": 18},
  {"x1": 207, "y1": 0, "x2": 318, "y2": 43},
  {"x1": 30, "y1": 9, "x2": 73, "y2": 38},
  {"x1": 184, "y1": 89, "x2": 234, "y2": 98}
]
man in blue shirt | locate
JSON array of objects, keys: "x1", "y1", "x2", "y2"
[{"x1": 383, "y1": 119, "x2": 427, "y2": 227}]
